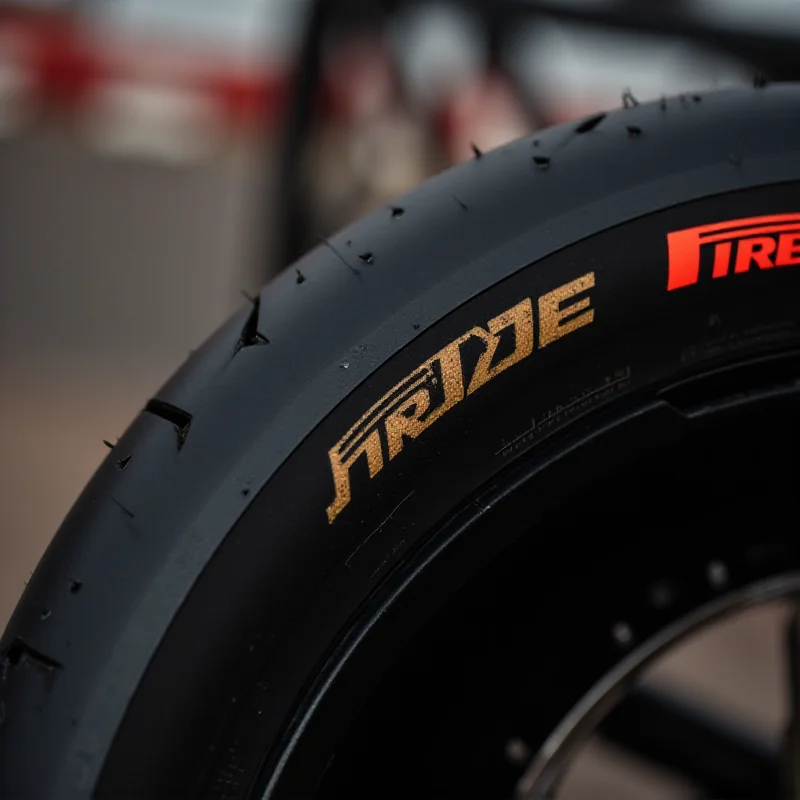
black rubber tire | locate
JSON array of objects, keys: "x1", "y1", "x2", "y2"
[{"x1": 3, "y1": 84, "x2": 800, "y2": 800}]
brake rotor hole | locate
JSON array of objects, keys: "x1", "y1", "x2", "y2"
[
  {"x1": 707, "y1": 560, "x2": 729, "y2": 589},
  {"x1": 611, "y1": 621, "x2": 633, "y2": 647}
]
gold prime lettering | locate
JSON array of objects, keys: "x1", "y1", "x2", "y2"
[
  {"x1": 467, "y1": 300, "x2": 535, "y2": 394},
  {"x1": 326, "y1": 272, "x2": 595, "y2": 523},
  {"x1": 538, "y1": 272, "x2": 595, "y2": 348}
]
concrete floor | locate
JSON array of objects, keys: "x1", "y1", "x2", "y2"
[{"x1": 0, "y1": 131, "x2": 787, "y2": 798}]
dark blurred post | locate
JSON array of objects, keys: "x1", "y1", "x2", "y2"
[
  {"x1": 271, "y1": 0, "x2": 396, "y2": 278},
  {"x1": 273, "y1": 0, "x2": 332, "y2": 276}
]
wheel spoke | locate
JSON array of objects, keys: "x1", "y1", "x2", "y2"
[
  {"x1": 597, "y1": 684, "x2": 780, "y2": 799},
  {"x1": 782, "y1": 603, "x2": 800, "y2": 798}
]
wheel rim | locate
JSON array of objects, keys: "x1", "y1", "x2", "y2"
[{"x1": 517, "y1": 574, "x2": 800, "y2": 798}]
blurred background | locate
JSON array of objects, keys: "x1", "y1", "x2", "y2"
[{"x1": 1, "y1": 0, "x2": 800, "y2": 795}]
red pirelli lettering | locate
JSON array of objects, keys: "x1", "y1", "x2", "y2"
[{"x1": 667, "y1": 213, "x2": 800, "y2": 290}]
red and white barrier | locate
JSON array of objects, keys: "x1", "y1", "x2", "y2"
[{"x1": 0, "y1": 7, "x2": 288, "y2": 163}]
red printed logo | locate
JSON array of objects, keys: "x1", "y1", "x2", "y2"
[{"x1": 667, "y1": 213, "x2": 800, "y2": 290}]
